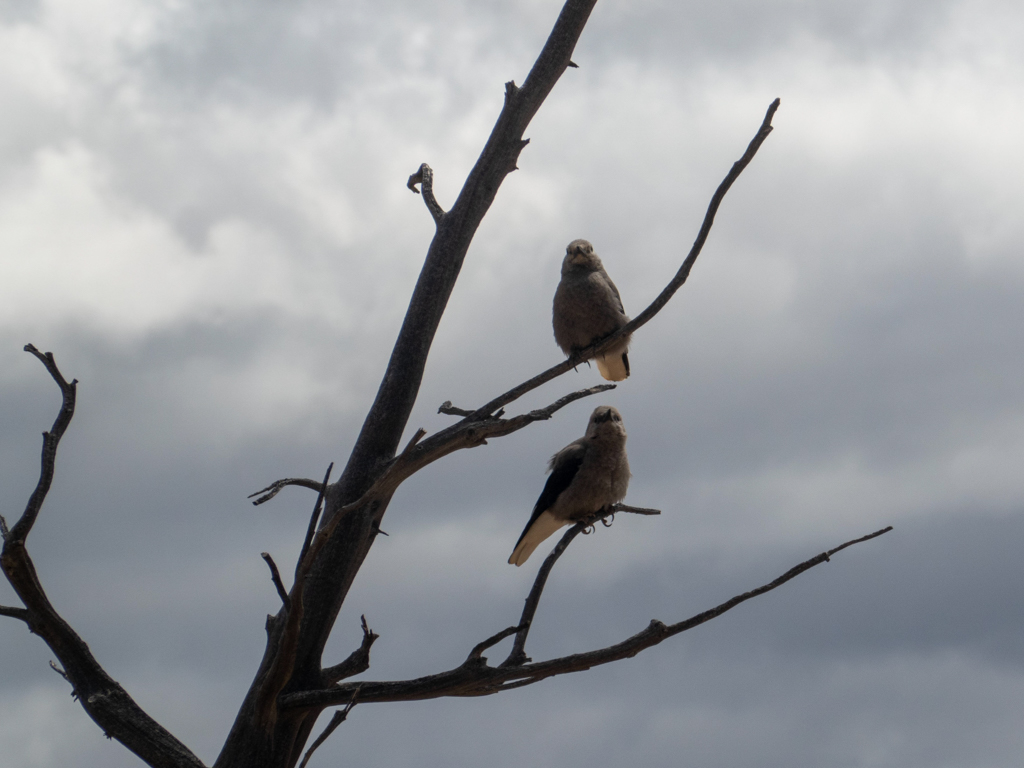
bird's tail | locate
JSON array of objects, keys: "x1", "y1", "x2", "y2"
[
  {"x1": 596, "y1": 351, "x2": 629, "y2": 382},
  {"x1": 508, "y1": 511, "x2": 568, "y2": 566}
]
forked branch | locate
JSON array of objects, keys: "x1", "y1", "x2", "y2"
[
  {"x1": 300, "y1": 383, "x2": 616, "y2": 564},
  {"x1": 323, "y1": 615, "x2": 379, "y2": 684},
  {"x1": 297, "y1": 689, "x2": 360, "y2": 768},
  {"x1": 1, "y1": 348, "x2": 206, "y2": 768},
  {"x1": 502, "y1": 510, "x2": 608, "y2": 667},
  {"x1": 502, "y1": 504, "x2": 660, "y2": 667},
  {"x1": 280, "y1": 525, "x2": 892, "y2": 711}
]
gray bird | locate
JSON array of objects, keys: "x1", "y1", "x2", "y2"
[
  {"x1": 553, "y1": 239, "x2": 632, "y2": 382},
  {"x1": 508, "y1": 405, "x2": 631, "y2": 566}
]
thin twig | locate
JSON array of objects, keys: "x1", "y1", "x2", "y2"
[
  {"x1": 0, "y1": 605, "x2": 29, "y2": 622},
  {"x1": 466, "y1": 626, "x2": 522, "y2": 664},
  {"x1": 439, "y1": 401, "x2": 506, "y2": 419},
  {"x1": 49, "y1": 660, "x2": 70, "y2": 682},
  {"x1": 249, "y1": 477, "x2": 325, "y2": 506},
  {"x1": 407, "y1": 163, "x2": 446, "y2": 224},
  {"x1": 825, "y1": 526, "x2": 893, "y2": 559},
  {"x1": 261, "y1": 553, "x2": 291, "y2": 610},
  {"x1": 401, "y1": 428, "x2": 427, "y2": 456},
  {"x1": 322, "y1": 615, "x2": 379, "y2": 684},
  {"x1": 280, "y1": 525, "x2": 892, "y2": 711},
  {"x1": 296, "y1": 464, "x2": 334, "y2": 581},
  {"x1": 8, "y1": 345, "x2": 77, "y2": 544},
  {"x1": 438, "y1": 401, "x2": 475, "y2": 417},
  {"x1": 298, "y1": 689, "x2": 360, "y2": 768}
]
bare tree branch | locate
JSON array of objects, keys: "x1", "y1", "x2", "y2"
[
  {"x1": 249, "y1": 478, "x2": 325, "y2": 507},
  {"x1": 7, "y1": 345, "x2": 77, "y2": 544},
  {"x1": 501, "y1": 505, "x2": 655, "y2": 667},
  {"x1": 470, "y1": 97, "x2": 781, "y2": 420},
  {"x1": 262, "y1": 553, "x2": 291, "y2": 610},
  {"x1": 407, "y1": 163, "x2": 446, "y2": 224},
  {"x1": 0, "y1": 605, "x2": 29, "y2": 622},
  {"x1": 280, "y1": 526, "x2": 893, "y2": 711},
  {"x1": 254, "y1": 466, "x2": 345, "y2": 730},
  {"x1": 295, "y1": 464, "x2": 334, "y2": 581},
  {"x1": 302, "y1": 383, "x2": 615, "y2": 572},
  {"x1": 400, "y1": 428, "x2": 428, "y2": 456},
  {"x1": 322, "y1": 616, "x2": 379, "y2": 685},
  {"x1": 255, "y1": 582, "x2": 304, "y2": 731},
  {"x1": 297, "y1": 690, "x2": 359, "y2": 768},
  {"x1": 437, "y1": 401, "x2": 477, "y2": 417},
  {"x1": 1, "y1": 348, "x2": 207, "y2": 768},
  {"x1": 502, "y1": 514, "x2": 593, "y2": 667},
  {"x1": 49, "y1": 659, "x2": 71, "y2": 684}
]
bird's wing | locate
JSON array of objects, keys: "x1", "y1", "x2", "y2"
[
  {"x1": 598, "y1": 269, "x2": 627, "y2": 315},
  {"x1": 510, "y1": 443, "x2": 587, "y2": 555}
]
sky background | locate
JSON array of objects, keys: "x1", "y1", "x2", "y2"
[{"x1": 2, "y1": 0, "x2": 1024, "y2": 766}]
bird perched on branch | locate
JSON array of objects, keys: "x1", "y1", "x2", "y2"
[
  {"x1": 553, "y1": 239, "x2": 632, "y2": 381},
  {"x1": 509, "y1": 405, "x2": 631, "y2": 566}
]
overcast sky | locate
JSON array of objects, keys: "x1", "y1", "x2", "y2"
[{"x1": 2, "y1": 0, "x2": 1024, "y2": 766}]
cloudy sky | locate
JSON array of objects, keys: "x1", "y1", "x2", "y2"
[{"x1": 2, "y1": 0, "x2": 1024, "y2": 765}]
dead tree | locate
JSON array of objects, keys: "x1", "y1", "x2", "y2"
[{"x1": 1, "y1": 2, "x2": 891, "y2": 766}]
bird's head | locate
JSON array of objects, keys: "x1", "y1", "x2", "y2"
[
  {"x1": 586, "y1": 405, "x2": 626, "y2": 439},
  {"x1": 562, "y1": 239, "x2": 603, "y2": 274}
]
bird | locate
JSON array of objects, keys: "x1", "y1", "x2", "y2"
[
  {"x1": 508, "y1": 405, "x2": 631, "y2": 566},
  {"x1": 553, "y1": 239, "x2": 632, "y2": 381}
]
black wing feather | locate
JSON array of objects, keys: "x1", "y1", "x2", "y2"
[{"x1": 512, "y1": 449, "x2": 585, "y2": 551}]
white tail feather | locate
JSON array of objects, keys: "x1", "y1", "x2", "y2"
[
  {"x1": 596, "y1": 353, "x2": 628, "y2": 382},
  {"x1": 508, "y1": 511, "x2": 569, "y2": 566}
]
